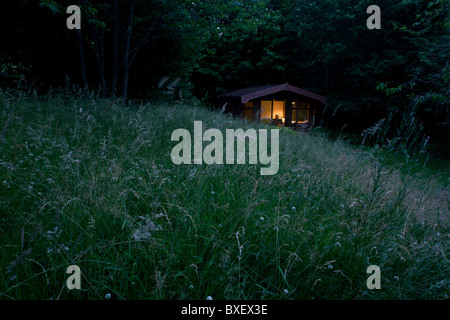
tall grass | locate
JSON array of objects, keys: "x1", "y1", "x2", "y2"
[{"x1": 0, "y1": 89, "x2": 448, "y2": 300}]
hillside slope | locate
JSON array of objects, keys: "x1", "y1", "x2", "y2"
[{"x1": 0, "y1": 90, "x2": 448, "y2": 299}]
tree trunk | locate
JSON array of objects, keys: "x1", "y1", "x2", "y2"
[
  {"x1": 92, "y1": 25, "x2": 107, "y2": 97},
  {"x1": 319, "y1": 65, "x2": 328, "y2": 127},
  {"x1": 111, "y1": 0, "x2": 119, "y2": 97},
  {"x1": 122, "y1": 0, "x2": 135, "y2": 102},
  {"x1": 100, "y1": 27, "x2": 107, "y2": 97},
  {"x1": 76, "y1": 29, "x2": 89, "y2": 91}
]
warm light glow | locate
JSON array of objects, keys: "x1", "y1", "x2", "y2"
[
  {"x1": 261, "y1": 100, "x2": 285, "y2": 123},
  {"x1": 261, "y1": 101, "x2": 272, "y2": 119},
  {"x1": 272, "y1": 101, "x2": 284, "y2": 119}
]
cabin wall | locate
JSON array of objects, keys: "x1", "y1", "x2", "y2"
[
  {"x1": 221, "y1": 93, "x2": 324, "y2": 127},
  {"x1": 222, "y1": 98, "x2": 242, "y2": 116}
]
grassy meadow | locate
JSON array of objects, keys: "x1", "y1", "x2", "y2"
[{"x1": 0, "y1": 89, "x2": 448, "y2": 300}]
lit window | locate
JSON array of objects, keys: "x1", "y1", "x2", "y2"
[{"x1": 261, "y1": 100, "x2": 285, "y2": 123}]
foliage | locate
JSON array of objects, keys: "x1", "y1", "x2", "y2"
[
  {"x1": 376, "y1": 0, "x2": 449, "y2": 156},
  {"x1": 0, "y1": 0, "x2": 448, "y2": 152}
]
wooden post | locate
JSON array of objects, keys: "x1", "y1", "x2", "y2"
[
  {"x1": 285, "y1": 99, "x2": 292, "y2": 125},
  {"x1": 253, "y1": 100, "x2": 261, "y2": 121},
  {"x1": 308, "y1": 102, "x2": 314, "y2": 125}
]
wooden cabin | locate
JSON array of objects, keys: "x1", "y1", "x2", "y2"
[{"x1": 219, "y1": 83, "x2": 327, "y2": 131}]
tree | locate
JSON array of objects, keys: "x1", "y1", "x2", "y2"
[
  {"x1": 2, "y1": 0, "x2": 448, "y2": 155},
  {"x1": 377, "y1": 0, "x2": 449, "y2": 155}
]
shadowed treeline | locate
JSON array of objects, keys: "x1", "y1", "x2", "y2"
[{"x1": 0, "y1": 1, "x2": 448, "y2": 155}]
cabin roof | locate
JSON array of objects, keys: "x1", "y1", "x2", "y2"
[{"x1": 219, "y1": 83, "x2": 327, "y2": 104}]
